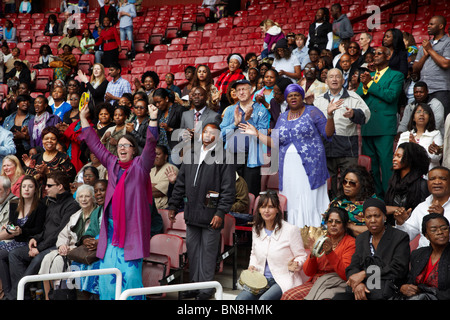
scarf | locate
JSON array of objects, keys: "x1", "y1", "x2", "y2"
[
  {"x1": 32, "y1": 112, "x2": 50, "y2": 141},
  {"x1": 111, "y1": 159, "x2": 133, "y2": 248}
]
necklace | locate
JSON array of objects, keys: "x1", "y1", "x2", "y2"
[{"x1": 288, "y1": 108, "x2": 304, "y2": 120}]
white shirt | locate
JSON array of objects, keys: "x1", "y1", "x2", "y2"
[
  {"x1": 396, "y1": 195, "x2": 450, "y2": 248},
  {"x1": 272, "y1": 55, "x2": 300, "y2": 83},
  {"x1": 194, "y1": 143, "x2": 216, "y2": 186}
]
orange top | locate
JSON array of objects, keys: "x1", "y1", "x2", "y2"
[{"x1": 303, "y1": 233, "x2": 356, "y2": 281}]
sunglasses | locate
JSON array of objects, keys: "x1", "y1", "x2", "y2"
[{"x1": 342, "y1": 179, "x2": 357, "y2": 187}]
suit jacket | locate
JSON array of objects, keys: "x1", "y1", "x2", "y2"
[
  {"x1": 180, "y1": 106, "x2": 222, "y2": 133},
  {"x1": 356, "y1": 67, "x2": 404, "y2": 136},
  {"x1": 406, "y1": 244, "x2": 450, "y2": 299},
  {"x1": 346, "y1": 224, "x2": 410, "y2": 287}
]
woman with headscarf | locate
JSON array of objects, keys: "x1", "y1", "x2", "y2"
[
  {"x1": 215, "y1": 53, "x2": 245, "y2": 113},
  {"x1": 239, "y1": 83, "x2": 340, "y2": 228}
]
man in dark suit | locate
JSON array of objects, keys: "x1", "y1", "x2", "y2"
[
  {"x1": 357, "y1": 46, "x2": 405, "y2": 197},
  {"x1": 173, "y1": 86, "x2": 221, "y2": 165}
]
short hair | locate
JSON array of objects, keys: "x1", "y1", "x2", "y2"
[
  {"x1": 428, "y1": 165, "x2": 450, "y2": 178},
  {"x1": 141, "y1": 70, "x2": 160, "y2": 87},
  {"x1": 75, "y1": 184, "x2": 95, "y2": 204},
  {"x1": 414, "y1": 81, "x2": 428, "y2": 90},
  {"x1": 0, "y1": 175, "x2": 11, "y2": 192},
  {"x1": 156, "y1": 144, "x2": 169, "y2": 156},
  {"x1": 46, "y1": 171, "x2": 71, "y2": 191},
  {"x1": 422, "y1": 212, "x2": 450, "y2": 237},
  {"x1": 360, "y1": 32, "x2": 373, "y2": 41},
  {"x1": 331, "y1": 3, "x2": 342, "y2": 11},
  {"x1": 109, "y1": 62, "x2": 122, "y2": 71},
  {"x1": 432, "y1": 15, "x2": 447, "y2": 29},
  {"x1": 41, "y1": 126, "x2": 60, "y2": 140}
]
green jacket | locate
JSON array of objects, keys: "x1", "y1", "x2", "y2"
[{"x1": 356, "y1": 68, "x2": 404, "y2": 136}]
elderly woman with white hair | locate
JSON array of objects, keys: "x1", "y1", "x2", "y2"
[
  {"x1": 215, "y1": 53, "x2": 245, "y2": 113},
  {"x1": 38, "y1": 184, "x2": 97, "y2": 300}
]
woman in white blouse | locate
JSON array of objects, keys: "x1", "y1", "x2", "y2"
[{"x1": 397, "y1": 102, "x2": 442, "y2": 172}]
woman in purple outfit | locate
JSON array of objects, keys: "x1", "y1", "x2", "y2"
[
  {"x1": 240, "y1": 84, "x2": 341, "y2": 228},
  {"x1": 78, "y1": 102, "x2": 159, "y2": 300}
]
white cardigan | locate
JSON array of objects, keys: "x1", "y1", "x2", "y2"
[{"x1": 249, "y1": 220, "x2": 307, "y2": 293}]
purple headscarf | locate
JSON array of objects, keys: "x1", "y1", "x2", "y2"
[{"x1": 284, "y1": 83, "x2": 305, "y2": 100}]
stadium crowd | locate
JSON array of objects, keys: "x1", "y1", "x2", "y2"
[{"x1": 0, "y1": 0, "x2": 449, "y2": 301}]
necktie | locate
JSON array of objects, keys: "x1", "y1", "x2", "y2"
[
  {"x1": 194, "y1": 111, "x2": 201, "y2": 126},
  {"x1": 374, "y1": 71, "x2": 381, "y2": 83}
]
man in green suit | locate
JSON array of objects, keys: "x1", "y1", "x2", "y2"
[{"x1": 356, "y1": 46, "x2": 405, "y2": 197}]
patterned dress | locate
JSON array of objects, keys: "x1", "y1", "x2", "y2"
[{"x1": 272, "y1": 105, "x2": 331, "y2": 228}]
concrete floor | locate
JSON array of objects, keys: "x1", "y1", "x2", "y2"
[{"x1": 147, "y1": 234, "x2": 252, "y2": 301}]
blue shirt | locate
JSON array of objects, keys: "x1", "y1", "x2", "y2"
[
  {"x1": 118, "y1": 3, "x2": 136, "y2": 28},
  {"x1": 105, "y1": 77, "x2": 132, "y2": 104},
  {"x1": 51, "y1": 101, "x2": 72, "y2": 121},
  {"x1": 220, "y1": 101, "x2": 270, "y2": 168}
]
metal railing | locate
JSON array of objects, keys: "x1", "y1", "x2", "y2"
[
  {"x1": 119, "y1": 281, "x2": 223, "y2": 300},
  {"x1": 17, "y1": 268, "x2": 122, "y2": 300}
]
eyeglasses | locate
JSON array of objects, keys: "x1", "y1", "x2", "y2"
[
  {"x1": 46, "y1": 183, "x2": 56, "y2": 188},
  {"x1": 304, "y1": 67, "x2": 315, "y2": 71},
  {"x1": 133, "y1": 106, "x2": 146, "y2": 110},
  {"x1": 118, "y1": 143, "x2": 134, "y2": 149},
  {"x1": 415, "y1": 109, "x2": 430, "y2": 115},
  {"x1": 326, "y1": 219, "x2": 343, "y2": 225},
  {"x1": 428, "y1": 225, "x2": 450, "y2": 234},
  {"x1": 342, "y1": 179, "x2": 358, "y2": 187}
]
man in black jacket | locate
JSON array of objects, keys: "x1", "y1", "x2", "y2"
[
  {"x1": 167, "y1": 121, "x2": 235, "y2": 300},
  {"x1": 7, "y1": 171, "x2": 80, "y2": 300}
]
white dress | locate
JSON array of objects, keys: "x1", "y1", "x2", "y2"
[{"x1": 280, "y1": 144, "x2": 329, "y2": 228}]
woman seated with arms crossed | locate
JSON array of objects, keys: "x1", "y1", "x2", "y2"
[
  {"x1": 396, "y1": 213, "x2": 450, "y2": 300},
  {"x1": 282, "y1": 207, "x2": 356, "y2": 300},
  {"x1": 235, "y1": 191, "x2": 307, "y2": 300},
  {"x1": 332, "y1": 197, "x2": 410, "y2": 300}
]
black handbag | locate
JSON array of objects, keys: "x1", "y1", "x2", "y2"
[{"x1": 48, "y1": 255, "x2": 77, "y2": 300}]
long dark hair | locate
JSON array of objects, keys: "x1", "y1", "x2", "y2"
[
  {"x1": 407, "y1": 102, "x2": 436, "y2": 133},
  {"x1": 386, "y1": 28, "x2": 407, "y2": 52},
  {"x1": 336, "y1": 165, "x2": 375, "y2": 201},
  {"x1": 253, "y1": 191, "x2": 283, "y2": 237},
  {"x1": 324, "y1": 207, "x2": 354, "y2": 237},
  {"x1": 385, "y1": 142, "x2": 430, "y2": 213},
  {"x1": 17, "y1": 176, "x2": 41, "y2": 217}
]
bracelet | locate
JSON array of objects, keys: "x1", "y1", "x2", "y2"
[{"x1": 149, "y1": 118, "x2": 157, "y2": 121}]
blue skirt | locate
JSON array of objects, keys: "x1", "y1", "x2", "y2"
[{"x1": 98, "y1": 218, "x2": 145, "y2": 300}]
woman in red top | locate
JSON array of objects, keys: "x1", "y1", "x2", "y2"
[
  {"x1": 281, "y1": 207, "x2": 356, "y2": 300},
  {"x1": 215, "y1": 53, "x2": 245, "y2": 113},
  {"x1": 95, "y1": 16, "x2": 121, "y2": 68}
]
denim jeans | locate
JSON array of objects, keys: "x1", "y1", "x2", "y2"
[
  {"x1": 120, "y1": 25, "x2": 135, "y2": 57},
  {"x1": 235, "y1": 278, "x2": 283, "y2": 300}
]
